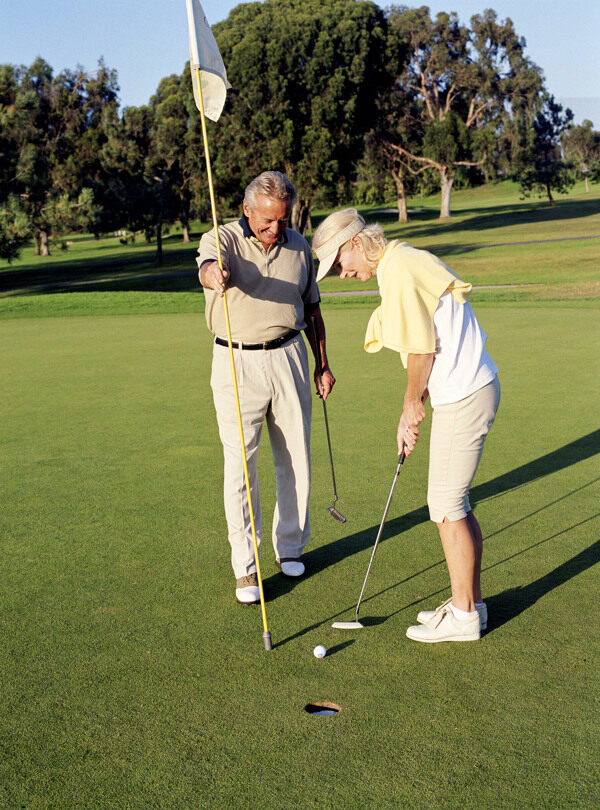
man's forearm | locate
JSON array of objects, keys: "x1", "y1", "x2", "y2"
[{"x1": 305, "y1": 306, "x2": 328, "y2": 370}]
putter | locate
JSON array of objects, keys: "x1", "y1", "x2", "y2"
[
  {"x1": 311, "y1": 318, "x2": 346, "y2": 523},
  {"x1": 332, "y1": 450, "x2": 405, "y2": 629}
]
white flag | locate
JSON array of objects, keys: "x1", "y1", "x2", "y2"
[{"x1": 185, "y1": 0, "x2": 230, "y2": 122}]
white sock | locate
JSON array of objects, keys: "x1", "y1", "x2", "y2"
[{"x1": 450, "y1": 603, "x2": 478, "y2": 621}]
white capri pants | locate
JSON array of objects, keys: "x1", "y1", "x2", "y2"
[
  {"x1": 210, "y1": 334, "x2": 312, "y2": 579},
  {"x1": 427, "y1": 376, "x2": 501, "y2": 523}
]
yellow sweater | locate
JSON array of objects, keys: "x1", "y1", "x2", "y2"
[{"x1": 364, "y1": 241, "x2": 472, "y2": 367}]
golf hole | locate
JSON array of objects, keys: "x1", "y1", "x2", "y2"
[{"x1": 304, "y1": 701, "x2": 341, "y2": 716}]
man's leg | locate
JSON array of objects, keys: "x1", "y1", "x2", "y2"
[
  {"x1": 265, "y1": 336, "x2": 312, "y2": 562},
  {"x1": 210, "y1": 344, "x2": 269, "y2": 579}
]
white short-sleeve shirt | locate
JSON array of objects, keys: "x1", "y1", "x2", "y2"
[{"x1": 427, "y1": 292, "x2": 498, "y2": 407}]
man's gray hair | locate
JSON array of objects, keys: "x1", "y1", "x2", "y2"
[{"x1": 244, "y1": 171, "x2": 297, "y2": 209}]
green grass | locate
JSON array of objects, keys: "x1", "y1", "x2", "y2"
[
  {"x1": 0, "y1": 290, "x2": 205, "y2": 319},
  {"x1": 316, "y1": 180, "x2": 600, "y2": 301},
  {"x1": 1, "y1": 180, "x2": 599, "y2": 806},
  {"x1": 1, "y1": 180, "x2": 599, "y2": 309},
  {"x1": 1, "y1": 305, "x2": 599, "y2": 808}
]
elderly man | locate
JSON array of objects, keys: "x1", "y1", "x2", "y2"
[{"x1": 198, "y1": 171, "x2": 335, "y2": 604}]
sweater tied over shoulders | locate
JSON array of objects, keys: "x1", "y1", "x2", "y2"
[{"x1": 364, "y1": 240, "x2": 472, "y2": 368}]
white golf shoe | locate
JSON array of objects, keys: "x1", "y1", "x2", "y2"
[
  {"x1": 276, "y1": 558, "x2": 305, "y2": 577},
  {"x1": 417, "y1": 598, "x2": 488, "y2": 631},
  {"x1": 235, "y1": 574, "x2": 260, "y2": 605},
  {"x1": 406, "y1": 604, "x2": 480, "y2": 643}
]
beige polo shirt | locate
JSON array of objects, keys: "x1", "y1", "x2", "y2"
[{"x1": 197, "y1": 216, "x2": 320, "y2": 343}]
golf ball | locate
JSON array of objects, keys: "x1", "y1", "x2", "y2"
[{"x1": 313, "y1": 645, "x2": 327, "y2": 659}]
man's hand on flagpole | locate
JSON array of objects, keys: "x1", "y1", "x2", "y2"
[{"x1": 199, "y1": 260, "x2": 229, "y2": 296}]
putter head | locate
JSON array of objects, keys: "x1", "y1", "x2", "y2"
[
  {"x1": 331, "y1": 620, "x2": 364, "y2": 630},
  {"x1": 328, "y1": 506, "x2": 346, "y2": 523}
]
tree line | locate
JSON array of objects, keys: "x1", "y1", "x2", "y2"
[{"x1": 1, "y1": 0, "x2": 599, "y2": 263}]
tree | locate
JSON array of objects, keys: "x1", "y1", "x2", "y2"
[
  {"x1": 147, "y1": 74, "x2": 196, "y2": 245},
  {"x1": 379, "y1": 6, "x2": 543, "y2": 218},
  {"x1": 516, "y1": 94, "x2": 574, "y2": 204},
  {"x1": 369, "y1": 9, "x2": 417, "y2": 222},
  {"x1": 351, "y1": 135, "x2": 398, "y2": 210},
  {"x1": 0, "y1": 196, "x2": 29, "y2": 262},
  {"x1": 67, "y1": 59, "x2": 121, "y2": 236},
  {"x1": 0, "y1": 58, "x2": 119, "y2": 259},
  {"x1": 43, "y1": 60, "x2": 119, "y2": 240},
  {"x1": 2, "y1": 58, "x2": 55, "y2": 255},
  {"x1": 101, "y1": 78, "x2": 192, "y2": 264},
  {"x1": 0, "y1": 65, "x2": 30, "y2": 260},
  {"x1": 209, "y1": 0, "x2": 389, "y2": 232},
  {"x1": 100, "y1": 103, "x2": 158, "y2": 246},
  {"x1": 377, "y1": 133, "x2": 419, "y2": 223},
  {"x1": 562, "y1": 119, "x2": 600, "y2": 192}
]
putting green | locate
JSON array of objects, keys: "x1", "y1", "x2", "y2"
[{"x1": 1, "y1": 305, "x2": 599, "y2": 807}]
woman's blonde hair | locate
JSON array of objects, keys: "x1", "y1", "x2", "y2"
[{"x1": 312, "y1": 208, "x2": 387, "y2": 269}]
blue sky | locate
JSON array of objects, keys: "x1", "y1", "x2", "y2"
[{"x1": 1, "y1": 0, "x2": 599, "y2": 124}]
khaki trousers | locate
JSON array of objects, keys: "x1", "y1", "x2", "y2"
[
  {"x1": 210, "y1": 334, "x2": 312, "y2": 578},
  {"x1": 427, "y1": 376, "x2": 501, "y2": 523}
]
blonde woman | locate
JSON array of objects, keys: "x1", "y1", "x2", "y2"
[{"x1": 312, "y1": 209, "x2": 500, "y2": 643}]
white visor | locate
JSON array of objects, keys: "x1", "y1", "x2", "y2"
[{"x1": 314, "y1": 218, "x2": 365, "y2": 282}]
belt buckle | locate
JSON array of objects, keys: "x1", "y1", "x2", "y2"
[{"x1": 262, "y1": 340, "x2": 269, "y2": 350}]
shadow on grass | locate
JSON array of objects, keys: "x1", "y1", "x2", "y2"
[
  {"x1": 313, "y1": 197, "x2": 600, "y2": 240},
  {"x1": 267, "y1": 429, "x2": 599, "y2": 646},
  {"x1": 484, "y1": 531, "x2": 599, "y2": 633},
  {"x1": 272, "y1": 518, "x2": 599, "y2": 648},
  {"x1": 321, "y1": 640, "x2": 355, "y2": 656},
  {"x1": 377, "y1": 197, "x2": 600, "y2": 244},
  {"x1": 371, "y1": 511, "x2": 598, "y2": 624},
  {"x1": 265, "y1": 429, "x2": 600, "y2": 596},
  {"x1": 0, "y1": 239, "x2": 203, "y2": 294},
  {"x1": 4, "y1": 196, "x2": 599, "y2": 294}
]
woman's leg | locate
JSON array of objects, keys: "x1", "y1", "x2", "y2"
[
  {"x1": 436, "y1": 510, "x2": 482, "y2": 612},
  {"x1": 467, "y1": 510, "x2": 483, "y2": 603}
]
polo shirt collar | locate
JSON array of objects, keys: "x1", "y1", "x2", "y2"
[{"x1": 239, "y1": 214, "x2": 288, "y2": 245}]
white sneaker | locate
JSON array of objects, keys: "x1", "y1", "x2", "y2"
[
  {"x1": 235, "y1": 574, "x2": 260, "y2": 605},
  {"x1": 407, "y1": 605, "x2": 480, "y2": 643},
  {"x1": 276, "y1": 558, "x2": 305, "y2": 577},
  {"x1": 417, "y1": 598, "x2": 487, "y2": 631}
]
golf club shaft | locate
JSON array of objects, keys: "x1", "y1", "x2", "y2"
[
  {"x1": 354, "y1": 451, "x2": 405, "y2": 621},
  {"x1": 311, "y1": 318, "x2": 339, "y2": 501},
  {"x1": 321, "y1": 398, "x2": 338, "y2": 499}
]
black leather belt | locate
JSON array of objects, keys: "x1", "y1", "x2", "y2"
[{"x1": 214, "y1": 329, "x2": 299, "y2": 351}]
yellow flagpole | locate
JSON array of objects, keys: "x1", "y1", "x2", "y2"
[{"x1": 194, "y1": 66, "x2": 272, "y2": 651}]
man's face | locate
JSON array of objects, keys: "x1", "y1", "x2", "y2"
[{"x1": 243, "y1": 195, "x2": 292, "y2": 250}]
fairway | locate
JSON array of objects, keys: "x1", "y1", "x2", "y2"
[{"x1": 1, "y1": 303, "x2": 599, "y2": 808}]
